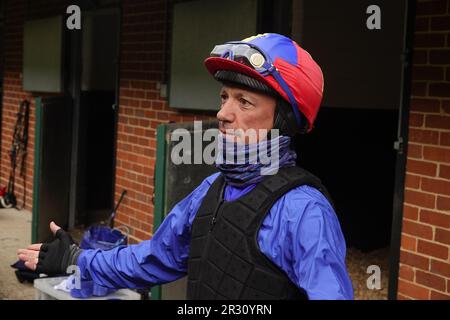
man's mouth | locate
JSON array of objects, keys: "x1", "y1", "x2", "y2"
[{"x1": 218, "y1": 123, "x2": 234, "y2": 135}]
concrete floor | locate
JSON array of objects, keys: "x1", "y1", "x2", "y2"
[{"x1": 0, "y1": 208, "x2": 35, "y2": 300}]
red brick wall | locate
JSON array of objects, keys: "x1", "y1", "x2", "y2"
[
  {"x1": 398, "y1": 0, "x2": 450, "y2": 300},
  {"x1": 0, "y1": 0, "x2": 214, "y2": 240},
  {"x1": 1, "y1": 0, "x2": 35, "y2": 211},
  {"x1": 0, "y1": 16, "x2": 4, "y2": 91},
  {"x1": 0, "y1": 0, "x2": 70, "y2": 211},
  {"x1": 110, "y1": 0, "x2": 214, "y2": 243}
]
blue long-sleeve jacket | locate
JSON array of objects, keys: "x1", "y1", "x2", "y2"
[{"x1": 77, "y1": 172, "x2": 354, "y2": 300}]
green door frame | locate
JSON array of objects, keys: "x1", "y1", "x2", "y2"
[
  {"x1": 31, "y1": 97, "x2": 43, "y2": 243},
  {"x1": 150, "y1": 124, "x2": 167, "y2": 300}
]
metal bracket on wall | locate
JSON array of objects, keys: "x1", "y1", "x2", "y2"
[
  {"x1": 156, "y1": 81, "x2": 167, "y2": 98},
  {"x1": 393, "y1": 136, "x2": 404, "y2": 153}
]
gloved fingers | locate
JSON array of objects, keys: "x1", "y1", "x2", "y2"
[
  {"x1": 55, "y1": 228, "x2": 65, "y2": 240},
  {"x1": 38, "y1": 250, "x2": 46, "y2": 260},
  {"x1": 55, "y1": 228, "x2": 75, "y2": 245},
  {"x1": 34, "y1": 251, "x2": 48, "y2": 274},
  {"x1": 27, "y1": 243, "x2": 43, "y2": 251},
  {"x1": 40, "y1": 243, "x2": 49, "y2": 252},
  {"x1": 35, "y1": 258, "x2": 46, "y2": 273},
  {"x1": 49, "y1": 221, "x2": 61, "y2": 236}
]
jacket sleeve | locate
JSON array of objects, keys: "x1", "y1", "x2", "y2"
[
  {"x1": 258, "y1": 184, "x2": 354, "y2": 300},
  {"x1": 289, "y1": 186, "x2": 354, "y2": 300},
  {"x1": 76, "y1": 173, "x2": 220, "y2": 289}
]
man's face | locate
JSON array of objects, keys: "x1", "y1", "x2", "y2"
[{"x1": 217, "y1": 85, "x2": 276, "y2": 144}]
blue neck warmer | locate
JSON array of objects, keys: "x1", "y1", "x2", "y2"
[{"x1": 215, "y1": 134, "x2": 297, "y2": 188}]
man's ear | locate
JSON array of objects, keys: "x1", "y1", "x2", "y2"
[{"x1": 273, "y1": 99, "x2": 300, "y2": 137}]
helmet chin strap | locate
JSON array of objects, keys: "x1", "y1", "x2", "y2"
[{"x1": 272, "y1": 98, "x2": 305, "y2": 137}]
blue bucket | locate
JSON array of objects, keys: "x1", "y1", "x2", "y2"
[{"x1": 80, "y1": 225, "x2": 128, "y2": 251}]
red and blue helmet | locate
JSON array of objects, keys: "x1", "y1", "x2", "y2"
[{"x1": 205, "y1": 33, "x2": 324, "y2": 132}]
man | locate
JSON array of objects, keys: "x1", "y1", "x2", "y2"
[{"x1": 18, "y1": 33, "x2": 354, "y2": 300}]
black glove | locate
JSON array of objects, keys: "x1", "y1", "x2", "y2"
[{"x1": 36, "y1": 229, "x2": 83, "y2": 275}]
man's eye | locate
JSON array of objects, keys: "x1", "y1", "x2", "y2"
[
  {"x1": 239, "y1": 98, "x2": 250, "y2": 106},
  {"x1": 220, "y1": 94, "x2": 228, "y2": 102}
]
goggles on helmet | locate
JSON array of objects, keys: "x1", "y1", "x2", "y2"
[{"x1": 210, "y1": 41, "x2": 303, "y2": 129}]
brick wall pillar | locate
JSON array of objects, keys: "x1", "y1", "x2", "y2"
[
  {"x1": 398, "y1": 0, "x2": 450, "y2": 300},
  {"x1": 0, "y1": 0, "x2": 34, "y2": 211}
]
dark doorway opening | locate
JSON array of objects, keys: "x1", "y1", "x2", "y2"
[
  {"x1": 294, "y1": 107, "x2": 399, "y2": 300},
  {"x1": 69, "y1": 7, "x2": 121, "y2": 229},
  {"x1": 296, "y1": 108, "x2": 398, "y2": 252},
  {"x1": 80, "y1": 90, "x2": 116, "y2": 225},
  {"x1": 287, "y1": 0, "x2": 413, "y2": 299}
]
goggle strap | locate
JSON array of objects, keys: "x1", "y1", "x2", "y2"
[
  {"x1": 263, "y1": 62, "x2": 274, "y2": 71},
  {"x1": 271, "y1": 71, "x2": 302, "y2": 128}
]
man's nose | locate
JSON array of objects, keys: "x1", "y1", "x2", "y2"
[{"x1": 216, "y1": 100, "x2": 235, "y2": 123}]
